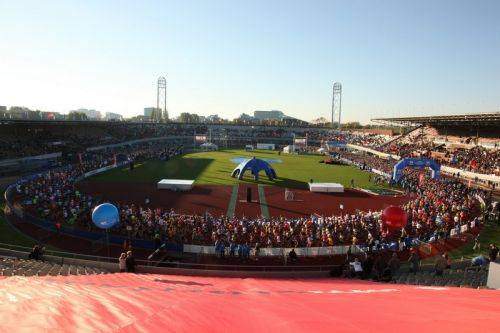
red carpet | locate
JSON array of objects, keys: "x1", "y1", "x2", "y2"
[{"x1": 0, "y1": 274, "x2": 499, "y2": 332}]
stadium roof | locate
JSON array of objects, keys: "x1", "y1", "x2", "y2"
[{"x1": 371, "y1": 112, "x2": 500, "y2": 127}]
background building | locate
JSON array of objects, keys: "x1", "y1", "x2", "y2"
[
  {"x1": 71, "y1": 108, "x2": 102, "y2": 120},
  {"x1": 253, "y1": 110, "x2": 285, "y2": 121},
  {"x1": 144, "y1": 107, "x2": 161, "y2": 118},
  {"x1": 104, "y1": 112, "x2": 123, "y2": 121}
]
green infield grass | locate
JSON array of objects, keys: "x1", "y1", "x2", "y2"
[{"x1": 88, "y1": 149, "x2": 392, "y2": 190}]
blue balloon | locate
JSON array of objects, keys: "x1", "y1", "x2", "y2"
[{"x1": 92, "y1": 203, "x2": 120, "y2": 229}]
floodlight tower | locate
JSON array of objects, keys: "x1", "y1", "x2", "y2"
[
  {"x1": 157, "y1": 76, "x2": 168, "y2": 122},
  {"x1": 331, "y1": 82, "x2": 342, "y2": 129}
]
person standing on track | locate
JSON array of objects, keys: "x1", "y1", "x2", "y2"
[
  {"x1": 119, "y1": 253, "x2": 127, "y2": 272},
  {"x1": 126, "y1": 251, "x2": 136, "y2": 273}
]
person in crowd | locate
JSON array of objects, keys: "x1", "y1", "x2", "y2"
[
  {"x1": 288, "y1": 248, "x2": 298, "y2": 263},
  {"x1": 372, "y1": 254, "x2": 387, "y2": 281},
  {"x1": 154, "y1": 234, "x2": 161, "y2": 250},
  {"x1": 28, "y1": 245, "x2": 42, "y2": 261},
  {"x1": 471, "y1": 255, "x2": 488, "y2": 267},
  {"x1": 125, "y1": 250, "x2": 136, "y2": 273},
  {"x1": 473, "y1": 235, "x2": 481, "y2": 252},
  {"x1": 443, "y1": 252, "x2": 451, "y2": 269},
  {"x1": 434, "y1": 254, "x2": 448, "y2": 276},
  {"x1": 242, "y1": 243, "x2": 250, "y2": 260},
  {"x1": 215, "y1": 238, "x2": 225, "y2": 258},
  {"x1": 350, "y1": 257, "x2": 363, "y2": 278},
  {"x1": 119, "y1": 253, "x2": 127, "y2": 272},
  {"x1": 229, "y1": 241, "x2": 237, "y2": 257},
  {"x1": 388, "y1": 253, "x2": 401, "y2": 277},
  {"x1": 408, "y1": 250, "x2": 420, "y2": 274},
  {"x1": 254, "y1": 242, "x2": 261, "y2": 260},
  {"x1": 489, "y1": 243, "x2": 499, "y2": 263},
  {"x1": 362, "y1": 254, "x2": 374, "y2": 279}
]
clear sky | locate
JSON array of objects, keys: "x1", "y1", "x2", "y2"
[{"x1": 1, "y1": 0, "x2": 499, "y2": 123}]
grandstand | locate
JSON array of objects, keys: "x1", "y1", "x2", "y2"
[{"x1": 372, "y1": 112, "x2": 500, "y2": 128}]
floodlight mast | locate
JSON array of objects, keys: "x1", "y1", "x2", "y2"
[
  {"x1": 331, "y1": 82, "x2": 342, "y2": 129},
  {"x1": 157, "y1": 76, "x2": 168, "y2": 122}
]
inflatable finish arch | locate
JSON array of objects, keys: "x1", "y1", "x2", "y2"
[
  {"x1": 392, "y1": 158, "x2": 441, "y2": 182},
  {"x1": 231, "y1": 157, "x2": 277, "y2": 181}
]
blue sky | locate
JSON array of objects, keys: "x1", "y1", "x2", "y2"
[{"x1": 0, "y1": 0, "x2": 499, "y2": 123}]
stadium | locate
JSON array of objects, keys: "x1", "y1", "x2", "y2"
[
  {"x1": 1, "y1": 2, "x2": 500, "y2": 332},
  {"x1": 0, "y1": 114, "x2": 499, "y2": 331}
]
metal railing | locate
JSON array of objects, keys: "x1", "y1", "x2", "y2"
[
  {"x1": 0, "y1": 242, "x2": 118, "y2": 263},
  {"x1": 0, "y1": 242, "x2": 339, "y2": 272}
]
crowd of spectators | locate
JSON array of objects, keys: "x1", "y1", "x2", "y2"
[
  {"x1": 444, "y1": 146, "x2": 500, "y2": 175},
  {"x1": 3, "y1": 121, "x2": 497, "y2": 177},
  {"x1": 15, "y1": 142, "x2": 183, "y2": 230},
  {"x1": 13, "y1": 142, "x2": 491, "y2": 256},
  {"x1": 375, "y1": 141, "x2": 499, "y2": 175},
  {"x1": 1, "y1": 122, "x2": 395, "y2": 160},
  {"x1": 315, "y1": 131, "x2": 390, "y2": 147},
  {"x1": 0, "y1": 123, "x2": 198, "y2": 159},
  {"x1": 337, "y1": 150, "x2": 396, "y2": 175},
  {"x1": 357, "y1": 128, "x2": 500, "y2": 175}
]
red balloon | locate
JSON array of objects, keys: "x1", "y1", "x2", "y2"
[{"x1": 382, "y1": 206, "x2": 407, "y2": 230}]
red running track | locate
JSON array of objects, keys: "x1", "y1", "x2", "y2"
[
  {"x1": 78, "y1": 181, "x2": 232, "y2": 217},
  {"x1": 78, "y1": 181, "x2": 411, "y2": 218},
  {"x1": 234, "y1": 184, "x2": 262, "y2": 217},
  {"x1": 0, "y1": 274, "x2": 499, "y2": 332},
  {"x1": 265, "y1": 187, "x2": 410, "y2": 218}
]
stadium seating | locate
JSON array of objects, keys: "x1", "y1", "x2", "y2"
[
  {"x1": 391, "y1": 265, "x2": 489, "y2": 288},
  {"x1": 0, "y1": 256, "x2": 110, "y2": 277}
]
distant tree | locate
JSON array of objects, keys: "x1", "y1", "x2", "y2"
[
  {"x1": 342, "y1": 122, "x2": 363, "y2": 129},
  {"x1": 179, "y1": 112, "x2": 190, "y2": 123},
  {"x1": 67, "y1": 112, "x2": 88, "y2": 121},
  {"x1": 190, "y1": 113, "x2": 200, "y2": 123},
  {"x1": 178, "y1": 112, "x2": 201, "y2": 123}
]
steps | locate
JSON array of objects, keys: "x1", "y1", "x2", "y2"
[
  {"x1": 390, "y1": 265, "x2": 489, "y2": 288},
  {"x1": 0, "y1": 257, "x2": 110, "y2": 277}
]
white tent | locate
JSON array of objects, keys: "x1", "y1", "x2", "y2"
[
  {"x1": 200, "y1": 142, "x2": 218, "y2": 151},
  {"x1": 283, "y1": 145, "x2": 296, "y2": 154}
]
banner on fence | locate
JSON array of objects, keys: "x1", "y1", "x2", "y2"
[{"x1": 256, "y1": 143, "x2": 275, "y2": 150}]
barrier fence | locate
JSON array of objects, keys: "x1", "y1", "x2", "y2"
[{"x1": 0, "y1": 242, "x2": 339, "y2": 273}]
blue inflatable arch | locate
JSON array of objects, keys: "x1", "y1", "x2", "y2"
[
  {"x1": 231, "y1": 157, "x2": 277, "y2": 181},
  {"x1": 392, "y1": 158, "x2": 441, "y2": 182}
]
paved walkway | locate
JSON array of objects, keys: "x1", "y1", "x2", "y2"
[
  {"x1": 226, "y1": 184, "x2": 239, "y2": 217},
  {"x1": 258, "y1": 184, "x2": 270, "y2": 218}
]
